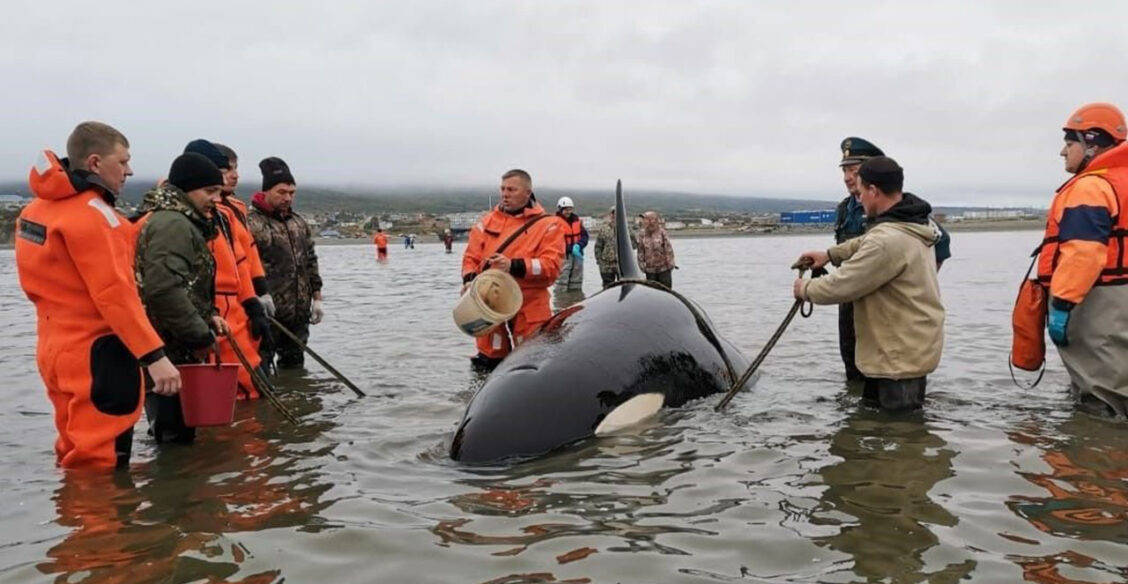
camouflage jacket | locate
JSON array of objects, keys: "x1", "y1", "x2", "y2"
[
  {"x1": 636, "y1": 228, "x2": 676, "y2": 274},
  {"x1": 593, "y1": 221, "x2": 638, "y2": 274},
  {"x1": 247, "y1": 197, "x2": 322, "y2": 325},
  {"x1": 134, "y1": 185, "x2": 217, "y2": 364}
]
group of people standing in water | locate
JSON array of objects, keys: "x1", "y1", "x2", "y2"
[
  {"x1": 15, "y1": 122, "x2": 322, "y2": 468},
  {"x1": 13, "y1": 101, "x2": 1128, "y2": 472},
  {"x1": 457, "y1": 102, "x2": 1128, "y2": 419}
]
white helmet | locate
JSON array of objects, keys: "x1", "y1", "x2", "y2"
[{"x1": 557, "y1": 196, "x2": 574, "y2": 209}]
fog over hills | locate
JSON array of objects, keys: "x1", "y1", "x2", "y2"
[{"x1": 1, "y1": 180, "x2": 1035, "y2": 218}]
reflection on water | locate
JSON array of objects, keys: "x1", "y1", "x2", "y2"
[
  {"x1": 2, "y1": 233, "x2": 1127, "y2": 583},
  {"x1": 36, "y1": 384, "x2": 336, "y2": 584},
  {"x1": 1004, "y1": 413, "x2": 1128, "y2": 584},
  {"x1": 811, "y1": 403, "x2": 975, "y2": 582}
]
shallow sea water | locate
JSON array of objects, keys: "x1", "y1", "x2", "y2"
[{"x1": 1, "y1": 230, "x2": 1125, "y2": 584}]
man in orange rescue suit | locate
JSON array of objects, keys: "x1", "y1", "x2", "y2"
[
  {"x1": 15, "y1": 121, "x2": 181, "y2": 469},
  {"x1": 461, "y1": 169, "x2": 564, "y2": 371},
  {"x1": 183, "y1": 139, "x2": 273, "y2": 397},
  {"x1": 373, "y1": 228, "x2": 389, "y2": 261},
  {"x1": 1038, "y1": 102, "x2": 1128, "y2": 417}
]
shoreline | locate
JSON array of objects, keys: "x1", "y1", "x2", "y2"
[
  {"x1": 310, "y1": 218, "x2": 1044, "y2": 245},
  {"x1": 0, "y1": 218, "x2": 1047, "y2": 249}
]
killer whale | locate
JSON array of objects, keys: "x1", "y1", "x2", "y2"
[{"x1": 449, "y1": 181, "x2": 751, "y2": 463}]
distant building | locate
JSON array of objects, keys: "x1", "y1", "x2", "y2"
[
  {"x1": 0, "y1": 194, "x2": 28, "y2": 209},
  {"x1": 780, "y1": 210, "x2": 836, "y2": 224},
  {"x1": 961, "y1": 209, "x2": 1025, "y2": 220}
]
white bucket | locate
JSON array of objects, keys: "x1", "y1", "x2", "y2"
[{"x1": 453, "y1": 269, "x2": 524, "y2": 337}]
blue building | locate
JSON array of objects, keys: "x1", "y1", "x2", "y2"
[{"x1": 780, "y1": 210, "x2": 836, "y2": 224}]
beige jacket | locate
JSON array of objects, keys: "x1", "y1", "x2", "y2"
[{"x1": 804, "y1": 221, "x2": 945, "y2": 379}]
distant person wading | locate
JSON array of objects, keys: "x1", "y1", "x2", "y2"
[{"x1": 553, "y1": 196, "x2": 588, "y2": 292}]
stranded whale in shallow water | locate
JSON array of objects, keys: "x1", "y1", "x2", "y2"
[{"x1": 450, "y1": 182, "x2": 752, "y2": 463}]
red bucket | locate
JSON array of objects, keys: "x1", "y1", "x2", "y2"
[{"x1": 177, "y1": 363, "x2": 240, "y2": 427}]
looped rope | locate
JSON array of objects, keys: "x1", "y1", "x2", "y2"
[{"x1": 715, "y1": 259, "x2": 827, "y2": 411}]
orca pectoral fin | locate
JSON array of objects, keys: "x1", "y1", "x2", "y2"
[{"x1": 594, "y1": 393, "x2": 665, "y2": 435}]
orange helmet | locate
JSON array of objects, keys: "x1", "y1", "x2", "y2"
[{"x1": 1063, "y1": 102, "x2": 1127, "y2": 143}]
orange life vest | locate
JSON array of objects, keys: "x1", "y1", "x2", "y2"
[
  {"x1": 373, "y1": 233, "x2": 388, "y2": 248},
  {"x1": 560, "y1": 215, "x2": 583, "y2": 247},
  {"x1": 1036, "y1": 142, "x2": 1128, "y2": 302}
]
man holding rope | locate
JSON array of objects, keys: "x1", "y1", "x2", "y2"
[{"x1": 794, "y1": 157, "x2": 945, "y2": 411}]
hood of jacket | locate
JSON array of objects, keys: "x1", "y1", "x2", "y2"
[
  {"x1": 139, "y1": 184, "x2": 216, "y2": 238},
  {"x1": 28, "y1": 150, "x2": 118, "y2": 204},
  {"x1": 870, "y1": 192, "x2": 941, "y2": 247}
]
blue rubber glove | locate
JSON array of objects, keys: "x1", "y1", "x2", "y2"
[
  {"x1": 571, "y1": 243, "x2": 582, "y2": 258},
  {"x1": 1047, "y1": 298, "x2": 1073, "y2": 347}
]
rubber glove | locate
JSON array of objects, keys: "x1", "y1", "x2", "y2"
[
  {"x1": 1047, "y1": 298, "x2": 1073, "y2": 347},
  {"x1": 260, "y1": 293, "x2": 276, "y2": 318},
  {"x1": 241, "y1": 298, "x2": 274, "y2": 352},
  {"x1": 310, "y1": 299, "x2": 324, "y2": 325},
  {"x1": 571, "y1": 243, "x2": 582, "y2": 258}
]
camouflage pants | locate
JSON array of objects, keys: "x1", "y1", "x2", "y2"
[{"x1": 265, "y1": 318, "x2": 309, "y2": 370}]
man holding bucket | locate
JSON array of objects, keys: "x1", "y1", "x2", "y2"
[
  {"x1": 460, "y1": 169, "x2": 565, "y2": 371},
  {"x1": 135, "y1": 153, "x2": 230, "y2": 444}
]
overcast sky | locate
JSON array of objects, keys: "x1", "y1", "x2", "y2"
[{"x1": 2, "y1": 1, "x2": 1126, "y2": 206}]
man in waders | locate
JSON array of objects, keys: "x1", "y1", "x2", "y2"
[
  {"x1": 184, "y1": 140, "x2": 272, "y2": 397},
  {"x1": 374, "y1": 228, "x2": 389, "y2": 260},
  {"x1": 832, "y1": 137, "x2": 951, "y2": 382},
  {"x1": 16, "y1": 121, "x2": 180, "y2": 469},
  {"x1": 553, "y1": 196, "x2": 587, "y2": 292},
  {"x1": 248, "y1": 157, "x2": 323, "y2": 370},
  {"x1": 832, "y1": 137, "x2": 884, "y2": 381},
  {"x1": 1036, "y1": 102, "x2": 1128, "y2": 417},
  {"x1": 135, "y1": 153, "x2": 230, "y2": 444},
  {"x1": 593, "y1": 207, "x2": 637, "y2": 287},
  {"x1": 461, "y1": 169, "x2": 564, "y2": 371},
  {"x1": 443, "y1": 229, "x2": 454, "y2": 253},
  {"x1": 796, "y1": 157, "x2": 945, "y2": 411}
]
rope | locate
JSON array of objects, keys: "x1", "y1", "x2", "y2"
[
  {"x1": 715, "y1": 260, "x2": 825, "y2": 411},
  {"x1": 225, "y1": 333, "x2": 301, "y2": 425}
]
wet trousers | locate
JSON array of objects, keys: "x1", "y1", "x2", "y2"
[
  {"x1": 215, "y1": 294, "x2": 260, "y2": 399},
  {"x1": 863, "y1": 376, "x2": 926, "y2": 411},
  {"x1": 376, "y1": 247, "x2": 387, "y2": 260},
  {"x1": 37, "y1": 330, "x2": 143, "y2": 469},
  {"x1": 600, "y1": 270, "x2": 618, "y2": 288},
  {"x1": 267, "y1": 317, "x2": 309, "y2": 369},
  {"x1": 145, "y1": 391, "x2": 195, "y2": 444},
  {"x1": 554, "y1": 256, "x2": 584, "y2": 292},
  {"x1": 475, "y1": 288, "x2": 551, "y2": 360},
  {"x1": 838, "y1": 303, "x2": 864, "y2": 381},
  {"x1": 1057, "y1": 285, "x2": 1128, "y2": 417},
  {"x1": 645, "y1": 269, "x2": 673, "y2": 289}
]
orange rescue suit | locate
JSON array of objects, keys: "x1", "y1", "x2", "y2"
[
  {"x1": 461, "y1": 201, "x2": 565, "y2": 358},
  {"x1": 373, "y1": 232, "x2": 388, "y2": 248},
  {"x1": 211, "y1": 206, "x2": 262, "y2": 398},
  {"x1": 218, "y1": 195, "x2": 267, "y2": 287},
  {"x1": 1037, "y1": 142, "x2": 1128, "y2": 303},
  {"x1": 15, "y1": 151, "x2": 165, "y2": 469}
]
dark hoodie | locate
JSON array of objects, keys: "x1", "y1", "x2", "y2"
[
  {"x1": 870, "y1": 192, "x2": 952, "y2": 267},
  {"x1": 134, "y1": 185, "x2": 218, "y2": 363}
]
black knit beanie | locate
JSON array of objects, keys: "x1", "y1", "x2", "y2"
[
  {"x1": 168, "y1": 152, "x2": 223, "y2": 193},
  {"x1": 183, "y1": 139, "x2": 231, "y2": 170},
  {"x1": 260, "y1": 156, "x2": 296, "y2": 191}
]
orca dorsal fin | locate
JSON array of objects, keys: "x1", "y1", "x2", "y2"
[{"x1": 615, "y1": 180, "x2": 643, "y2": 280}]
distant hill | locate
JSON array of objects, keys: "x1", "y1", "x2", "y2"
[
  {"x1": 0, "y1": 179, "x2": 1041, "y2": 218},
  {"x1": 0, "y1": 179, "x2": 840, "y2": 216}
]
